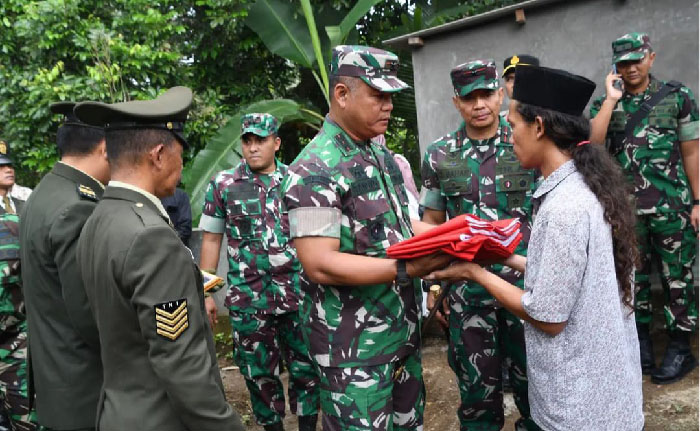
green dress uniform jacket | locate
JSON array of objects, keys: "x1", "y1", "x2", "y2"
[
  {"x1": 76, "y1": 185, "x2": 244, "y2": 431},
  {"x1": 19, "y1": 162, "x2": 103, "y2": 429}
]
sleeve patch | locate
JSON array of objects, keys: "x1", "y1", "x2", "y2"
[
  {"x1": 77, "y1": 184, "x2": 98, "y2": 201},
  {"x1": 154, "y1": 299, "x2": 189, "y2": 341},
  {"x1": 289, "y1": 207, "x2": 341, "y2": 238}
]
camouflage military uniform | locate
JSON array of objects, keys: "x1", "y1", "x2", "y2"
[
  {"x1": 590, "y1": 34, "x2": 699, "y2": 333},
  {"x1": 282, "y1": 45, "x2": 422, "y2": 431},
  {"x1": 200, "y1": 113, "x2": 319, "y2": 427},
  {"x1": 0, "y1": 214, "x2": 37, "y2": 430},
  {"x1": 420, "y1": 60, "x2": 539, "y2": 431}
]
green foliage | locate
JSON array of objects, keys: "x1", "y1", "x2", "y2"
[
  {"x1": 213, "y1": 329, "x2": 234, "y2": 360},
  {"x1": 0, "y1": 0, "x2": 296, "y2": 186}
]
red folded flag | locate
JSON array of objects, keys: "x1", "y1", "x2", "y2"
[{"x1": 387, "y1": 214, "x2": 522, "y2": 261}]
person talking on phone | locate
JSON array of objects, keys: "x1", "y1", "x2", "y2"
[{"x1": 590, "y1": 32, "x2": 699, "y2": 384}]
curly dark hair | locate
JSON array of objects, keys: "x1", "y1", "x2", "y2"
[{"x1": 516, "y1": 102, "x2": 638, "y2": 310}]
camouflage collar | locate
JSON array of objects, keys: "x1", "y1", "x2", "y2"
[
  {"x1": 236, "y1": 158, "x2": 286, "y2": 183},
  {"x1": 323, "y1": 116, "x2": 374, "y2": 157},
  {"x1": 622, "y1": 74, "x2": 660, "y2": 100},
  {"x1": 450, "y1": 115, "x2": 510, "y2": 152},
  {"x1": 533, "y1": 159, "x2": 576, "y2": 200}
]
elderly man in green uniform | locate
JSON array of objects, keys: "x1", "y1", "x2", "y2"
[
  {"x1": 590, "y1": 32, "x2": 699, "y2": 384},
  {"x1": 282, "y1": 45, "x2": 451, "y2": 431},
  {"x1": 20, "y1": 103, "x2": 107, "y2": 431},
  {"x1": 0, "y1": 143, "x2": 25, "y2": 216},
  {"x1": 420, "y1": 60, "x2": 539, "y2": 431},
  {"x1": 74, "y1": 87, "x2": 245, "y2": 430},
  {"x1": 199, "y1": 113, "x2": 319, "y2": 431}
]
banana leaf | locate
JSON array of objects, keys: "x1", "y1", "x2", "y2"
[{"x1": 245, "y1": 0, "x2": 316, "y2": 69}]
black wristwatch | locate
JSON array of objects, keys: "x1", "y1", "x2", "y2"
[
  {"x1": 395, "y1": 260, "x2": 412, "y2": 287},
  {"x1": 693, "y1": 199, "x2": 699, "y2": 206}
]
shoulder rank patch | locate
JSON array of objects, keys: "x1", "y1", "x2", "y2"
[
  {"x1": 154, "y1": 299, "x2": 189, "y2": 341},
  {"x1": 77, "y1": 184, "x2": 98, "y2": 201}
]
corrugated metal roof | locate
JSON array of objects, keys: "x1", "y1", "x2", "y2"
[{"x1": 383, "y1": 0, "x2": 569, "y2": 48}]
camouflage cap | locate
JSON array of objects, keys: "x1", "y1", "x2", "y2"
[
  {"x1": 241, "y1": 113, "x2": 279, "y2": 137},
  {"x1": 451, "y1": 59, "x2": 499, "y2": 97},
  {"x1": 330, "y1": 45, "x2": 409, "y2": 93},
  {"x1": 612, "y1": 32, "x2": 652, "y2": 64}
]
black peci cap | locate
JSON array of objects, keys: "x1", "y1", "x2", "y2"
[{"x1": 512, "y1": 65, "x2": 595, "y2": 116}]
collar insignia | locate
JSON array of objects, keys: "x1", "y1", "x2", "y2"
[{"x1": 77, "y1": 184, "x2": 98, "y2": 201}]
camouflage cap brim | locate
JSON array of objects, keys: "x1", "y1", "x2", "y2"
[
  {"x1": 456, "y1": 78, "x2": 499, "y2": 97},
  {"x1": 241, "y1": 127, "x2": 273, "y2": 138},
  {"x1": 613, "y1": 50, "x2": 646, "y2": 64},
  {"x1": 361, "y1": 75, "x2": 410, "y2": 93}
]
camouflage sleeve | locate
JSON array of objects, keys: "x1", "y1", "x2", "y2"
[
  {"x1": 419, "y1": 144, "x2": 445, "y2": 211},
  {"x1": 677, "y1": 86, "x2": 699, "y2": 141},
  {"x1": 282, "y1": 163, "x2": 342, "y2": 239},
  {"x1": 199, "y1": 176, "x2": 225, "y2": 234},
  {"x1": 589, "y1": 94, "x2": 604, "y2": 119}
]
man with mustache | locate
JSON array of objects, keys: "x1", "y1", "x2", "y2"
[
  {"x1": 282, "y1": 45, "x2": 451, "y2": 430},
  {"x1": 419, "y1": 60, "x2": 539, "y2": 431},
  {"x1": 590, "y1": 32, "x2": 699, "y2": 384}
]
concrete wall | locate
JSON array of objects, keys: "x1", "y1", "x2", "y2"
[{"x1": 409, "y1": 0, "x2": 699, "y2": 154}]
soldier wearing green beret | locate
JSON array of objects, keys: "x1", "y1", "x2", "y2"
[
  {"x1": 590, "y1": 32, "x2": 699, "y2": 384},
  {"x1": 199, "y1": 113, "x2": 319, "y2": 431},
  {"x1": 420, "y1": 59, "x2": 540, "y2": 431},
  {"x1": 282, "y1": 45, "x2": 451, "y2": 430},
  {"x1": 73, "y1": 87, "x2": 245, "y2": 430},
  {"x1": 20, "y1": 103, "x2": 107, "y2": 431}
]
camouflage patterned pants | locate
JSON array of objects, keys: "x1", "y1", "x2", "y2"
[
  {"x1": 448, "y1": 305, "x2": 539, "y2": 431},
  {"x1": 229, "y1": 310, "x2": 319, "y2": 426},
  {"x1": 0, "y1": 331, "x2": 37, "y2": 431},
  {"x1": 634, "y1": 212, "x2": 698, "y2": 332},
  {"x1": 317, "y1": 350, "x2": 424, "y2": 431}
]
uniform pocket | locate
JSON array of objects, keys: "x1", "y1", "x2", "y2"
[
  {"x1": 438, "y1": 156, "x2": 472, "y2": 197},
  {"x1": 227, "y1": 200, "x2": 262, "y2": 239},
  {"x1": 351, "y1": 197, "x2": 391, "y2": 256}
]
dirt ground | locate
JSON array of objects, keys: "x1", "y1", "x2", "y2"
[{"x1": 217, "y1": 291, "x2": 699, "y2": 430}]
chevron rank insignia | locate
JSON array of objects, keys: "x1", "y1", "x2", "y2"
[
  {"x1": 77, "y1": 184, "x2": 98, "y2": 201},
  {"x1": 154, "y1": 299, "x2": 189, "y2": 341}
]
